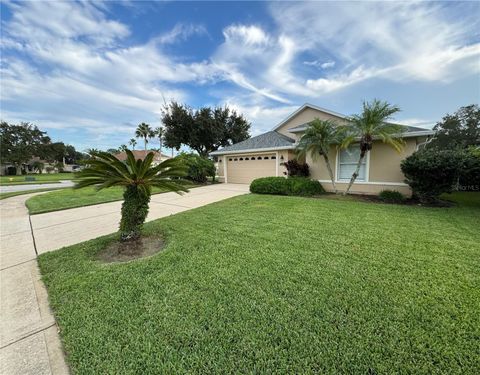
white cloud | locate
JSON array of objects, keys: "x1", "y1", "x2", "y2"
[
  {"x1": 269, "y1": 1, "x2": 480, "y2": 91},
  {"x1": 304, "y1": 60, "x2": 335, "y2": 69},
  {"x1": 0, "y1": 1, "x2": 219, "y2": 147},
  {"x1": 223, "y1": 25, "x2": 270, "y2": 46},
  {"x1": 155, "y1": 23, "x2": 207, "y2": 45}
]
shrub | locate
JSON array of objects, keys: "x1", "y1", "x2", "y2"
[
  {"x1": 175, "y1": 153, "x2": 215, "y2": 183},
  {"x1": 378, "y1": 190, "x2": 404, "y2": 203},
  {"x1": 250, "y1": 177, "x2": 324, "y2": 196},
  {"x1": 458, "y1": 147, "x2": 480, "y2": 191},
  {"x1": 401, "y1": 149, "x2": 464, "y2": 203},
  {"x1": 283, "y1": 159, "x2": 310, "y2": 177}
]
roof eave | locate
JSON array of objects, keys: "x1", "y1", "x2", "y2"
[{"x1": 210, "y1": 145, "x2": 295, "y2": 156}]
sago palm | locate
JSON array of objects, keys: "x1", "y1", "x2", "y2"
[
  {"x1": 342, "y1": 99, "x2": 405, "y2": 195},
  {"x1": 296, "y1": 119, "x2": 345, "y2": 193},
  {"x1": 135, "y1": 122, "x2": 155, "y2": 150},
  {"x1": 75, "y1": 150, "x2": 188, "y2": 241}
]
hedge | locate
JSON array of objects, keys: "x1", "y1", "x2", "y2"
[{"x1": 250, "y1": 177, "x2": 324, "y2": 196}]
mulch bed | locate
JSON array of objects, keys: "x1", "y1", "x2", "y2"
[{"x1": 97, "y1": 236, "x2": 165, "y2": 263}]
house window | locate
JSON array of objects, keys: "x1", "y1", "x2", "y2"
[
  {"x1": 338, "y1": 145, "x2": 367, "y2": 181},
  {"x1": 229, "y1": 158, "x2": 232, "y2": 161},
  {"x1": 245, "y1": 157, "x2": 249, "y2": 160},
  {"x1": 219, "y1": 159, "x2": 222, "y2": 163},
  {"x1": 264, "y1": 156, "x2": 269, "y2": 160},
  {"x1": 239, "y1": 157, "x2": 244, "y2": 161},
  {"x1": 234, "y1": 158, "x2": 238, "y2": 161},
  {"x1": 271, "y1": 156, "x2": 276, "y2": 160},
  {"x1": 251, "y1": 157, "x2": 256, "y2": 160}
]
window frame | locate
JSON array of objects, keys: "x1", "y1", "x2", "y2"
[{"x1": 336, "y1": 144, "x2": 370, "y2": 183}]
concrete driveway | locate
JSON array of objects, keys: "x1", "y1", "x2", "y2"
[
  {"x1": 0, "y1": 183, "x2": 249, "y2": 374},
  {"x1": 30, "y1": 183, "x2": 249, "y2": 254}
]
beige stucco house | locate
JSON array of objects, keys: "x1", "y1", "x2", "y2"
[{"x1": 211, "y1": 103, "x2": 434, "y2": 195}]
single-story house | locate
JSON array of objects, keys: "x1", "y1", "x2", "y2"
[
  {"x1": 114, "y1": 150, "x2": 171, "y2": 165},
  {"x1": 211, "y1": 103, "x2": 434, "y2": 195}
]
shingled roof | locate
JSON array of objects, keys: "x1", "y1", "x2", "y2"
[
  {"x1": 211, "y1": 131, "x2": 295, "y2": 155},
  {"x1": 288, "y1": 122, "x2": 434, "y2": 135}
]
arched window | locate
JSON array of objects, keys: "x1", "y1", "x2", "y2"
[
  {"x1": 271, "y1": 156, "x2": 276, "y2": 160},
  {"x1": 229, "y1": 158, "x2": 232, "y2": 161},
  {"x1": 234, "y1": 158, "x2": 238, "y2": 161},
  {"x1": 239, "y1": 157, "x2": 244, "y2": 161},
  {"x1": 245, "y1": 157, "x2": 249, "y2": 160},
  {"x1": 251, "y1": 157, "x2": 256, "y2": 160}
]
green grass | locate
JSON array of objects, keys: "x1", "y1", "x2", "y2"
[
  {"x1": 38, "y1": 192, "x2": 480, "y2": 374},
  {"x1": 26, "y1": 184, "x2": 198, "y2": 214},
  {"x1": 0, "y1": 173, "x2": 75, "y2": 185},
  {"x1": 0, "y1": 188, "x2": 58, "y2": 200}
]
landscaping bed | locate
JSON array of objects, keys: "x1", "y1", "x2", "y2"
[{"x1": 38, "y1": 192, "x2": 480, "y2": 373}]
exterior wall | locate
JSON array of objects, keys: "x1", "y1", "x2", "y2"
[
  {"x1": 369, "y1": 139, "x2": 417, "y2": 183},
  {"x1": 276, "y1": 107, "x2": 347, "y2": 140},
  {"x1": 319, "y1": 181, "x2": 413, "y2": 196},
  {"x1": 306, "y1": 138, "x2": 423, "y2": 196}
]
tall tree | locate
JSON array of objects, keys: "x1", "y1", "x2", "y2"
[
  {"x1": 296, "y1": 119, "x2": 346, "y2": 193},
  {"x1": 162, "y1": 102, "x2": 250, "y2": 157},
  {"x1": 38, "y1": 142, "x2": 67, "y2": 163},
  {"x1": 0, "y1": 121, "x2": 50, "y2": 174},
  {"x1": 75, "y1": 150, "x2": 189, "y2": 242},
  {"x1": 135, "y1": 123, "x2": 155, "y2": 150},
  {"x1": 342, "y1": 100, "x2": 405, "y2": 195},
  {"x1": 129, "y1": 138, "x2": 137, "y2": 150},
  {"x1": 429, "y1": 104, "x2": 480, "y2": 150}
]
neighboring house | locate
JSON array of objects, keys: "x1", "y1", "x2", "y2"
[
  {"x1": 0, "y1": 157, "x2": 70, "y2": 175},
  {"x1": 211, "y1": 103, "x2": 434, "y2": 195},
  {"x1": 114, "y1": 150, "x2": 171, "y2": 165}
]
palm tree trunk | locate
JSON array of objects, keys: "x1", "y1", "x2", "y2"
[
  {"x1": 343, "y1": 151, "x2": 366, "y2": 196},
  {"x1": 144, "y1": 137, "x2": 147, "y2": 151},
  {"x1": 322, "y1": 154, "x2": 337, "y2": 193},
  {"x1": 119, "y1": 185, "x2": 151, "y2": 241},
  {"x1": 159, "y1": 138, "x2": 162, "y2": 162}
]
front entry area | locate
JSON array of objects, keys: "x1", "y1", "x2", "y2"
[{"x1": 226, "y1": 154, "x2": 277, "y2": 184}]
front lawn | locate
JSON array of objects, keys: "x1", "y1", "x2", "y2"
[
  {"x1": 0, "y1": 173, "x2": 75, "y2": 185},
  {"x1": 26, "y1": 184, "x2": 197, "y2": 214},
  {"x1": 0, "y1": 188, "x2": 57, "y2": 200},
  {"x1": 38, "y1": 192, "x2": 480, "y2": 374}
]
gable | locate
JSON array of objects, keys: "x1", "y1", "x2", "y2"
[{"x1": 274, "y1": 105, "x2": 348, "y2": 138}]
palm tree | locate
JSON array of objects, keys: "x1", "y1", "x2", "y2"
[
  {"x1": 135, "y1": 123, "x2": 155, "y2": 151},
  {"x1": 155, "y1": 126, "x2": 164, "y2": 161},
  {"x1": 75, "y1": 150, "x2": 189, "y2": 241},
  {"x1": 296, "y1": 119, "x2": 346, "y2": 193},
  {"x1": 342, "y1": 99, "x2": 405, "y2": 195},
  {"x1": 129, "y1": 138, "x2": 137, "y2": 150},
  {"x1": 31, "y1": 160, "x2": 44, "y2": 174}
]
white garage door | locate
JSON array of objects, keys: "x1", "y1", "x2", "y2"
[{"x1": 226, "y1": 154, "x2": 276, "y2": 184}]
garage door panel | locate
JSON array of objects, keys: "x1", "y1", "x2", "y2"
[{"x1": 227, "y1": 154, "x2": 276, "y2": 184}]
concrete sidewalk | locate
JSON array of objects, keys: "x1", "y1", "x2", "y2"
[
  {"x1": 31, "y1": 183, "x2": 249, "y2": 254},
  {"x1": 0, "y1": 180, "x2": 75, "y2": 193},
  {"x1": 0, "y1": 183, "x2": 248, "y2": 373},
  {"x1": 1, "y1": 193, "x2": 69, "y2": 375}
]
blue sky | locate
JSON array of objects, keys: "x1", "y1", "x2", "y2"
[{"x1": 1, "y1": 1, "x2": 479, "y2": 152}]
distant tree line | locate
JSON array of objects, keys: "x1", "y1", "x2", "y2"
[{"x1": 0, "y1": 121, "x2": 86, "y2": 175}]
